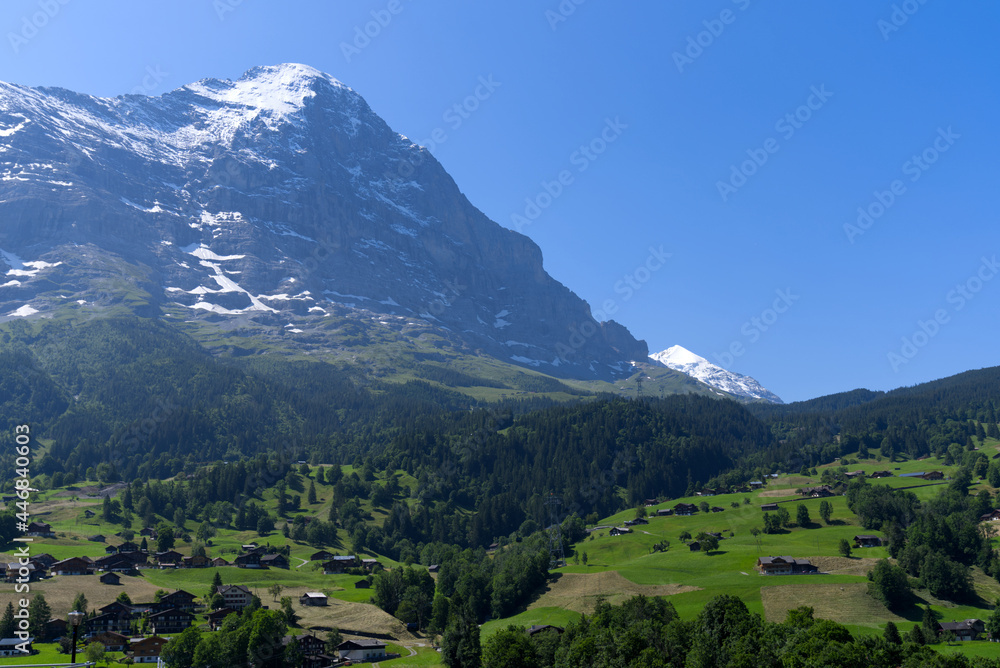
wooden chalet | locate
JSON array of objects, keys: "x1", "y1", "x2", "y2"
[
  {"x1": 937, "y1": 619, "x2": 985, "y2": 642},
  {"x1": 90, "y1": 631, "x2": 129, "y2": 652},
  {"x1": 656, "y1": 508, "x2": 674, "y2": 516},
  {"x1": 981, "y1": 510, "x2": 1000, "y2": 522},
  {"x1": 854, "y1": 535, "x2": 883, "y2": 547},
  {"x1": 609, "y1": 526, "x2": 632, "y2": 536},
  {"x1": 756, "y1": 556, "x2": 818, "y2": 575},
  {"x1": 208, "y1": 607, "x2": 238, "y2": 630},
  {"x1": 260, "y1": 553, "x2": 290, "y2": 569},
  {"x1": 337, "y1": 639, "x2": 387, "y2": 663},
  {"x1": 761, "y1": 503, "x2": 779, "y2": 512},
  {"x1": 131, "y1": 635, "x2": 168, "y2": 663},
  {"x1": 148, "y1": 609, "x2": 194, "y2": 634},
  {"x1": 869, "y1": 470, "x2": 893, "y2": 478},
  {"x1": 234, "y1": 552, "x2": 265, "y2": 569},
  {"x1": 218, "y1": 584, "x2": 253, "y2": 609},
  {"x1": 674, "y1": 503, "x2": 698, "y2": 516},
  {"x1": 299, "y1": 592, "x2": 328, "y2": 606},
  {"x1": 99, "y1": 572, "x2": 121, "y2": 585},
  {"x1": 25, "y1": 521, "x2": 53, "y2": 537},
  {"x1": 50, "y1": 556, "x2": 93, "y2": 575}
]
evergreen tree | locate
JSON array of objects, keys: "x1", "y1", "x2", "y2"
[
  {"x1": 908, "y1": 623, "x2": 926, "y2": 645},
  {"x1": 210, "y1": 569, "x2": 223, "y2": 595},
  {"x1": 796, "y1": 504, "x2": 810, "y2": 527},
  {"x1": 0, "y1": 602, "x2": 15, "y2": 639},
  {"x1": 72, "y1": 592, "x2": 88, "y2": 616},
  {"x1": 985, "y1": 599, "x2": 1000, "y2": 642},
  {"x1": 839, "y1": 538, "x2": 852, "y2": 558},
  {"x1": 308, "y1": 481, "x2": 318, "y2": 505},
  {"x1": 819, "y1": 500, "x2": 832, "y2": 523},
  {"x1": 883, "y1": 621, "x2": 902, "y2": 645},
  {"x1": 27, "y1": 594, "x2": 51, "y2": 640},
  {"x1": 442, "y1": 601, "x2": 481, "y2": 668}
]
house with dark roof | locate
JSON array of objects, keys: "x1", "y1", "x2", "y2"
[
  {"x1": 322, "y1": 555, "x2": 358, "y2": 574},
  {"x1": 25, "y1": 521, "x2": 53, "y2": 537},
  {"x1": 854, "y1": 535, "x2": 883, "y2": 548},
  {"x1": 761, "y1": 503, "x2": 779, "y2": 512},
  {"x1": 609, "y1": 527, "x2": 632, "y2": 536},
  {"x1": 656, "y1": 508, "x2": 674, "y2": 517},
  {"x1": 50, "y1": 556, "x2": 93, "y2": 575},
  {"x1": 0, "y1": 637, "x2": 32, "y2": 657},
  {"x1": 260, "y1": 553, "x2": 289, "y2": 569},
  {"x1": 337, "y1": 639, "x2": 387, "y2": 663},
  {"x1": 131, "y1": 635, "x2": 168, "y2": 663},
  {"x1": 208, "y1": 607, "x2": 238, "y2": 630},
  {"x1": 310, "y1": 550, "x2": 334, "y2": 561},
  {"x1": 148, "y1": 609, "x2": 194, "y2": 634},
  {"x1": 218, "y1": 584, "x2": 253, "y2": 609},
  {"x1": 674, "y1": 503, "x2": 698, "y2": 516},
  {"x1": 234, "y1": 552, "x2": 265, "y2": 569},
  {"x1": 100, "y1": 572, "x2": 121, "y2": 585},
  {"x1": 922, "y1": 471, "x2": 945, "y2": 480},
  {"x1": 158, "y1": 590, "x2": 197, "y2": 611},
  {"x1": 869, "y1": 471, "x2": 893, "y2": 478},
  {"x1": 299, "y1": 592, "x2": 328, "y2": 606},
  {"x1": 981, "y1": 510, "x2": 1000, "y2": 522},
  {"x1": 756, "y1": 556, "x2": 818, "y2": 575},
  {"x1": 87, "y1": 611, "x2": 132, "y2": 635},
  {"x1": 90, "y1": 631, "x2": 129, "y2": 652},
  {"x1": 937, "y1": 619, "x2": 985, "y2": 641}
]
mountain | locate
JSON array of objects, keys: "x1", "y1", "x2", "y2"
[
  {"x1": 650, "y1": 345, "x2": 783, "y2": 404},
  {"x1": 0, "y1": 63, "x2": 646, "y2": 381}
]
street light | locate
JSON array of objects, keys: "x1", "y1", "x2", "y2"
[{"x1": 67, "y1": 610, "x2": 84, "y2": 663}]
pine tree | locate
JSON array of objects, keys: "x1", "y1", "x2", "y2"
[
  {"x1": 72, "y1": 592, "x2": 88, "y2": 616},
  {"x1": 27, "y1": 594, "x2": 51, "y2": 640},
  {"x1": 0, "y1": 602, "x2": 15, "y2": 638},
  {"x1": 308, "y1": 481, "x2": 318, "y2": 505},
  {"x1": 883, "y1": 621, "x2": 902, "y2": 645},
  {"x1": 210, "y1": 570, "x2": 223, "y2": 596}
]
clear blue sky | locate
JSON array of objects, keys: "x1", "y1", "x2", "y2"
[{"x1": 3, "y1": 1, "x2": 997, "y2": 402}]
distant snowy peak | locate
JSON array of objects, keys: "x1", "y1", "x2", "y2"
[{"x1": 651, "y1": 345, "x2": 783, "y2": 404}]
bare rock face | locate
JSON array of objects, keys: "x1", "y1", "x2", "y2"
[{"x1": 0, "y1": 64, "x2": 646, "y2": 380}]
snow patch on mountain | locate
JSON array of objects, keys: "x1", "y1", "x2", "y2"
[{"x1": 650, "y1": 345, "x2": 783, "y2": 404}]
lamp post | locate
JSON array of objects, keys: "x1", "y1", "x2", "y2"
[{"x1": 67, "y1": 610, "x2": 84, "y2": 663}]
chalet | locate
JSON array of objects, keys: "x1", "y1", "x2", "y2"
[
  {"x1": 90, "y1": 631, "x2": 129, "y2": 652},
  {"x1": 299, "y1": 592, "x2": 328, "y2": 606},
  {"x1": 98, "y1": 601, "x2": 135, "y2": 617},
  {"x1": 428, "y1": 564, "x2": 440, "y2": 573},
  {"x1": 938, "y1": 619, "x2": 985, "y2": 642},
  {"x1": 44, "y1": 618, "x2": 68, "y2": 641},
  {"x1": 981, "y1": 510, "x2": 1000, "y2": 522},
  {"x1": 756, "y1": 556, "x2": 819, "y2": 576},
  {"x1": 644, "y1": 499, "x2": 659, "y2": 507},
  {"x1": 25, "y1": 521, "x2": 53, "y2": 537},
  {"x1": 749, "y1": 481, "x2": 765, "y2": 489},
  {"x1": 609, "y1": 527, "x2": 632, "y2": 536},
  {"x1": 104, "y1": 545, "x2": 119, "y2": 555},
  {"x1": 182, "y1": 555, "x2": 210, "y2": 568},
  {"x1": 711, "y1": 506, "x2": 725, "y2": 513},
  {"x1": 674, "y1": 503, "x2": 698, "y2": 516},
  {"x1": 0, "y1": 637, "x2": 31, "y2": 657},
  {"x1": 100, "y1": 572, "x2": 121, "y2": 585},
  {"x1": 488, "y1": 542, "x2": 499, "y2": 551},
  {"x1": 844, "y1": 471, "x2": 866, "y2": 479},
  {"x1": 624, "y1": 517, "x2": 648, "y2": 526},
  {"x1": 154, "y1": 550, "x2": 182, "y2": 566},
  {"x1": 159, "y1": 590, "x2": 197, "y2": 611},
  {"x1": 322, "y1": 555, "x2": 358, "y2": 574},
  {"x1": 218, "y1": 584, "x2": 253, "y2": 609},
  {"x1": 260, "y1": 553, "x2": 290, "y2": 569},
  {"x1": 139, "y1": 527, "x2": 157, "y2": 538},
  {"x1": 761, "y1": 503, "x2": 779, "y2": 512},
  {"x1": 131, "y1": 635, "x2": 168, "y2": 663},
  {"x1": 355, "y1": 579, "x2": 371, "y2": 589},
  {"x1": 285, "y1": 633, "x2": 326, "y2": 655},
  {"x1": 922, "y1": 471, "x2": 945, "y2": 480},
  {"x1": 854, "y1": 535, "x2": 883, "y2": 548},
  {"x1": 362, "y1": 558, "x2": 380, "y2": 572},
  {"x1": 697, "y1": 488, "x2": 717, "y2": 497},
  {"x1": 84, "y1": 509, "x2": 95, "y2": 518},
  {"x1": 337, "y1": 639, "x2": 387, "y2": 663},
  {"x1": 234, "y1": 552, "x2": 265, "y2": 569},
  {"x1": 50, "y1": 556, "x2": 93, "y2": 576},
  {"x1": 801, "y1": 486, "x2": 834, "y2": 498},
  {"x1": 87, "y1": 534, "x2": 106, "y2": 542},
  {"x1": 241, "y1": 543, "x2": 263, "y2": 553},
  {"x1": 310, "y1": 550, "x2": 334, "y2": 562},
  {"x1": 208, "y1": 607, "x2": 238, "y2": 630},
  {"x1": 32, "y1": 553, "x2": 56, "y2": 568},
  {"x1": 5, "y1": 561, "x2": 40, "y2": 582},
  {"x1": 210, "y1": 557, "x2": 229, "y2": 567},
  {"x1": 87, "y1": 611, "x2": 132, "y2": 635},
  {"x1": 148, "y1": 609, "x2": 194, "y2": 634},
  {"x1": 528, "y1": 625, "x2": 565, "y2": 636},
  {"x1": 869, "y1": 471, "x2": 893, "y2": 479},
  {"x1": 656, "y1": 508, "x2": 674, "y2": 517}
]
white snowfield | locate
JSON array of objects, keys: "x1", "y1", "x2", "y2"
[{"x1": 650, "y1": 345, "x2": 783, "y2": 404}]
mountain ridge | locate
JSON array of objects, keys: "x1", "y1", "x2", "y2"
[{"x1": 650, "y1": 344, "x2": 783, "y2": 404}]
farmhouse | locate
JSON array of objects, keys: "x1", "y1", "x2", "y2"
[
  {"x1": 756, "y1": 556, "x2": 818, "y2": 575},
  {"x1": 749, "y1": 480, "x2": 765, "y2": 489},
  {"x1": 869, "y1": 470, "x2": 893, "y2": 478},
  {"x1": 158, "y1": 590, "x2": 197, "y2": 611},
  {"x1": 337, "y1": 639, "x2": 387, "y2": 663},
  {"x1": 218, "y1": 584, "x2": 253, "y2": 609},
  {"x1": 182, "y1": 555, "x2": 210, "y2": 568},
  {"x1": 854, "y1": 535, "x2": 883, "y2": 547},
  {"x1": 711, "y1": 506, "x2": 725, "y2": 513},
  {"x1": 801, "y1": 486, "x2": 834, "y2": 498},
  {"x1": 609, "y1": 527, "x2": 632, "y2": 536},
  {"x1": 921, "y1": 471, "x2": 945, "y2": 480},
  {"x1": 260, "y1": 553, "x2": 290, "y2": 569},
  {"x1": 234, "y1": 552, "x2": 264, "y2": 569},
  {"x1": 355, "y1": 579, "x2": 371, "y2": 589},
  {"x1": 50, "y1": 556, "x2": 93, "y2": 575},
  {"x1": 674, "y1": 503, "x2": 698, "y2": 516},
  {"x1": 624, "y1": 517, "x2": 648, "y2": 526},
  {"x1": 322, "y1": 555, "x2": 358, "y2": 573},
  {"x1": 208, "y1": 607, "x2": 238, "y2": 630},
  {"x1": 148, "y1": 609, "x2": 194, "y2": 634},
  {"x1": 937, "y1": 619, "x2": 985, "y2": 642},
  {"x1": 131, "y1": 635, "x2": 168, "y2": 663},
  {"x1": 0, "y1": 637, "x2": 31, "y2": 656},
  {"x1": 91, "y1": 631, "x2": 129, "y2": 652},
  {"x1": 25, "y1": 521, "x2": 53, "y2": 537},
  {"x1": 656, "y1": 508, "x2": 674, "y2": 517},
  {"x1": 154, "y1": 550, "x2": 182, "y2": 566},
  {"x1": 761, "y1": 503, "x2": 779, "y2": 512},
  {"x1": 310, "y1": 550, "x2": 334, "y2": 561},
  {"x1": 981, "y1": 510, "x2": 1000, "y2": 522}
]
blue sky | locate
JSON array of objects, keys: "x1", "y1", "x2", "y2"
[{"x1": 2, "y1": 1, "x2": 997, "y2": 402}]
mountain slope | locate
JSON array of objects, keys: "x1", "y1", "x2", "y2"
[
  {"x1": 650, "y1": 345, "x2": 782, "y2": 404},
  {"x1": 0, "y1": 64, "x2": 645, "y2": 380}
]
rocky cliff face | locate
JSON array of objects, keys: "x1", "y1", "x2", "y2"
[{"x1": 0, "y1": 64, "x2": 646, "y2": 380}]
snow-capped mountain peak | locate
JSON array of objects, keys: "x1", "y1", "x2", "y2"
[{"x1": 650, "y1": 345, "x2": 782, "y2": 404}]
